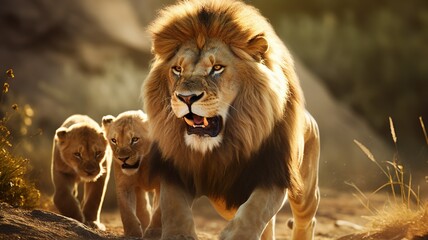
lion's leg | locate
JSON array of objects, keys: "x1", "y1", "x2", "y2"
[
  {"x1": 288, "y1": 112, "x2": 320, "y2": 240},
  {"x1": 219, "y1": 187, "x2": 286, "y2": 240},
  {"x1": 117, "y1": 186, "x2": 143, "y2": 237},
  {"x1": 160, "y1": 179, "x2": 196, "y2": 239},
  {"x1": 82, "y1": 173, "x2": 108, "y2": 230},
  {"x1": 261, "y1": 216, "x2": 275, "y2": 240},
  {"x1": 53, "y1": 173, "x2": 84, "y2": 222},
  {"x1": 135, "y1": 187, "x2": 151, "y2": 230},
  {"x1": 144, "y1": 187, "x2": 162, "y2": 238}
]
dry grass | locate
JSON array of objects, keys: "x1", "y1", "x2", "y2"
[
  {"x1": 348, "y1": 117, "x2": 428, "y2": 239},
  {"x1": 363, "y1": 203, "x2": 428, "y2": 239},
  {"x1": 0, "y1": 69, "x2": 40, "y2": 208}
]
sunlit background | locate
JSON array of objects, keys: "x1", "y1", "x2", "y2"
[{"x1": 0, "y1": 0, "x2": 427, "y2": 209}]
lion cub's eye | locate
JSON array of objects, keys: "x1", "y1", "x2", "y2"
[
  {"x1": 171, "y1": 66, "x2": 182, "y2": 76},
  {"x1": 73, "y1": 152, "x2": 82, "y2": 159},
  {"x1": 211, "y1": 64, "x2": 225, "y2": 75},
  {"x1": 131, "y1": 137, "x2": 139, "y2": 144},
  {"x1": 111, "y1": 138, "x2": 117, "y2": 145}
]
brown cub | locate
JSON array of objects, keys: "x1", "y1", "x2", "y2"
[
  {"x1": 51, "y1": 114, "x2": 111, "y2": 230},
  {"x1": 102, "y1": 110, "x2": 161, "y2": 238}
]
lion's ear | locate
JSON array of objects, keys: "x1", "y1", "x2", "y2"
[
  {"x1": 102, "y1": 115, "x2": 115, "y2": 128},
  {"x1": 247, "y1": 35, "x2": 269, "y2": 62},
  {"x1": 55, "y1": 127, "x2": 68, "y2": 142}
]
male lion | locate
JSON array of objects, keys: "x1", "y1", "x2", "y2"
[
  {"x1": 51, "y1": 114, "x2": 111, "y2": 230},
  {"x1": 142, "y1": 1, "x2": 320, "y2": 239},
  {"x1": 102, "y1": 110, "x2": 161, "y2": 238}
]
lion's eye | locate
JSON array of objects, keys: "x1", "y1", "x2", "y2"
[
  {"x1": 73, "y1": 152, "x2": 82, "y2": 159},
  {"x1": 95, "y1": 151, "x2": 103, "y2": 158},
  {"x1": 111, "y1": 138, "x2": 117, "y2": 145},
  {"x1": 211, "y1": 64, "x2": 225, "y2": 75},
  {"x1": 171, "y1": 66, "x2": 182, "y2": 76},
  {"x1": 131, "y1": 137, "x2": 139, "y2": 144}
]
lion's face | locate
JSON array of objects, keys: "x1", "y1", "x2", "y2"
[
  {"x1": 168, "y1": 40, "x2": 240, "y2": 153},
  {"x1": 143, "y1": 0, "x2": 293, "y2": 160},
  {"x1": 56, "y1": 125, "x2": 107, "y2": 182},
  {"x1": 102, "y1": 111, "x2": 150, "y2": 176}
]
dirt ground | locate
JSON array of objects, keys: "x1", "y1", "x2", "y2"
[
  {"x1": 100, "y1": 188, "x2": 381, "y2": 240},
  {"x1": 3, "y1": 188, "x2": 424, "y2": 240}
]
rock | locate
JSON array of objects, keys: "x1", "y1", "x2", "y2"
[{"x1": 0, "y1": 203, "x2": 121, "y2": 240}]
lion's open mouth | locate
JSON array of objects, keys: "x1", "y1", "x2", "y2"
[
  {"x1": 121, "y1": 160, "x2": 140, "y2": 169},
  {"x1": 183, "y1": 113, "x2": 222, "y2": 137}
]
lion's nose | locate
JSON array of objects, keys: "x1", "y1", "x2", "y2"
[
  {"x1": 85, "y1": 168, "x2": 98, "y2": 176},
  {"x1": 176, "y1": 92, "x2": 204, "y2": 106},
  {"x1": 84, "y1": 164, "x2": 99, "y2": 175},
  {"x1": 118, "y1": 156, "x2": 130, "y2": 162}
]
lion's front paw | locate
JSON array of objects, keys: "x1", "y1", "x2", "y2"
[
  {"x1": 219, "y1": 220, "x2": 259, "y2": 240},
  {"x1": 85, "y1": 221, "x2": 106, "y2": 231},
  {"x1": 161, "y1": 235, "x2": 196, "y2": 240},
  {"x1": 288, "y1": 218, "x2": 316, "y2": 240}
]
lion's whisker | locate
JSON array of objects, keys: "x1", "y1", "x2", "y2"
[{"x1": 218, "y1": 100, "x2": 238, "y2": 113}]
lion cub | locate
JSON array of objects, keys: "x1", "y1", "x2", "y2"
[
  {"x1": 102, "y1": 110, "x2": 161, "y2": 237},
  {"x1": 51, "y1": 114, "x2": 111, "y2": 230}
]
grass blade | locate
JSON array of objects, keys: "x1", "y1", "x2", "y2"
[
  {"x1": 353, "y1": 139, "x2": 376, "y2": 163},
  {"x1": 420, "y1": 116, "x2": 428, "y2": 145},
  {"x1": 389, "y1": 117, "x2": 397, "y2": 144}
]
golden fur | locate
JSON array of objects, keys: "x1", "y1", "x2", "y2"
[
  {"x1": 51, "y1": 114, "x2": 111, "y2": 230},
  {"x1": 142, "y1": 0, "x2": 320, "y2": 239},
  {"x1": 102, "y1": 110, "x2": 161, "y2": 238}
]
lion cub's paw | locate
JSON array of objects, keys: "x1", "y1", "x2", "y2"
[
  {"x1": 144, "y1": 228, "x2": 162, "y2": 239},
  {"x1": 161, "y1": 234, "x2": 196, "y2": 240},
  {"x1": 85, "y1": 221, "x2": 106, "y2": 231}
]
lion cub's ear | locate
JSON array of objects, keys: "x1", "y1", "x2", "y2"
[
  {"x1": 102, "y1": 115, "x2": 115, "y2": 129},
  {"x1": 247, "y1": 35, "x2": 269, "y2": 62},
  {"x1": 137, "y1": 110, "x2": 148, "y2": 121},
  {"x1": 55, "y1": 127, "x2": 68, "y2": 143}
]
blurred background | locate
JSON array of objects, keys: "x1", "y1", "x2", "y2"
[{"x1": 0, "y1": 0, "x2": 427, "y2": 209}]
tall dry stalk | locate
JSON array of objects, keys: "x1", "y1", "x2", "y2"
[
  {"x1": 389, "y1": 117, "x2": 398, "y2": 146},
  {"x1": 352, "y1": 117, "x2": 424, "y2": 212},
  {"x1": 420, "y1": 116, "x2": 428, "y2": 188},
  {"x1": 420, "y1": 116, "x2": 428, "y2": 146}
]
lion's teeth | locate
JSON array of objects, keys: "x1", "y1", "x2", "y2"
[
  {"x1": 184, "y1": 117, "x2": 208, "y2": 128},
  {"x1": 184, "y1": 117, "x2": 194, "y2": 126}
]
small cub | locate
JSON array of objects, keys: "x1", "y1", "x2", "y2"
[
  {"x1": 51, "y1": 114, "x2": 111, "y2": 230},
  {"x1": 102, "y1": 110, "x2": 161, "y2": 238}
]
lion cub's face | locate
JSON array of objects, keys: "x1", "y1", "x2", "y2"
[
  {"x1": 56, "y1": 125, "x2": 107, "y2": 182},
  {"x1": 102, "y1": 111, "x2": 150, "y2": 176},
  {"x1": 169, "y1": 40, "x2": 240, "y2": 154}
]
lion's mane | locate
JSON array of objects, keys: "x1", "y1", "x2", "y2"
[{"x1": 143, "y1": 0, "x2": 305, "y2": 208}]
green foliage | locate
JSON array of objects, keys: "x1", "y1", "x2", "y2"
[{"x1": 0, "y1": 69, "x2": 40, "y2": 208}]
